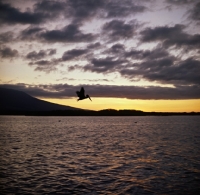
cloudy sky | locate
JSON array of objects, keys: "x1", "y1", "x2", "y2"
[{"x1": 0, "y1": 0, "x2": 200, "y2": 111}]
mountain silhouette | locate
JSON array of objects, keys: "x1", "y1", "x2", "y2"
[{"x1": 0, "y1": 87, "x2": 81, "y2": 111}]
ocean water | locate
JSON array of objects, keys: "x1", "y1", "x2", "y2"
[{"x1": 0, "y1": 116, "x2": 200, "y2": 195}]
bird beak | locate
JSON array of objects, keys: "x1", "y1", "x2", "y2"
[{"x1": 88, "y1": 96, "x2": 92, "y2": 101}]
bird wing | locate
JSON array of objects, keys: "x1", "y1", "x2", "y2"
[
  {"x1": 76, "y1": 87, "x2": 85, "y2": 98},
  {"x1": 76, "y1": 91, "x2": 80, "y2": 97},
  {"x1": 80, "y1": 87, "x2": 85, "y2": 96}
]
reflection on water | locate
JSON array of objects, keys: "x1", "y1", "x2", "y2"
[{"x1": 0, "y1": 116, "x2": 200, "y2": 194}]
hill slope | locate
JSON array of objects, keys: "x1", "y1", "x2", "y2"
[{"x1": 0, "y1": 88, "x2": 81, "y2": 111}]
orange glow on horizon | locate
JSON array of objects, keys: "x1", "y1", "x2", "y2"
[{"x1": 40, "y1": 98, "x2": 200, "y2": 112}]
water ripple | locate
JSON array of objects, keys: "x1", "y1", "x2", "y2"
[{"x1": 0, "y1": 116, "x2": 200, "y2": 194}]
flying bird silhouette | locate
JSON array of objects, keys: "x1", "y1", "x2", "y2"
[{"x1": 76, "y1": 87, "x2": 92, "y2": 101}]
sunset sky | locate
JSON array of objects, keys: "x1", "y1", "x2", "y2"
[{"x1": 0, "y1": 0, "x2": 200, "y2": 112}]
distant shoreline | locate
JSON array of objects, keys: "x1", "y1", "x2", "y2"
[{"x1": 0, "y1": 109, "x2": 199, "y2": 116}]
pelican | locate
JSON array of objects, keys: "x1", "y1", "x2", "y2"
[{"x1": 76, "y1": 87, "x2": 92, "y2": 101}]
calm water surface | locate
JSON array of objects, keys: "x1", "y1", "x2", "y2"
[{"x1": 0, "y1": 116, "x2": 200, "y2": 194}]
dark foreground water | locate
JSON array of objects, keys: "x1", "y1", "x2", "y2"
[{"x1": 0, "y1": 116, "x2": 200, "y2": 195}]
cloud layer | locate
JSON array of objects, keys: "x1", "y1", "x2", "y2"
[
  {"x1": 1, "y1": 83, "x2": 199, "y2": 100},
  {"x1": 0, "y1": 0, "x2": 200, "y2": 100}
]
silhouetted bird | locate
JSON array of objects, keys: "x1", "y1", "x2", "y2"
[{"x1": 76, "y1": 87, "x2": 92, "y2": 101}]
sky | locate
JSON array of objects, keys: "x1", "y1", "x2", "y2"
[{"x1": 0, "y1": 0, "x2": 200, "y2": 112}]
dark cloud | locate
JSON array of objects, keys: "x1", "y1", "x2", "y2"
[
  {"x1": 34, "y1": 0, "x2": 66, "y2": 15},
  {"x1": 0, "y1": 46, "x2": 18, "y2": 58},
  {"x1": 0, "y1": 0, "x2": 147, "y2": 26},
  {"x1": 84, "y1": 57, "x2": 127, "y2": 73},
  {"x1": 0, "y1": 1, "x2": 45, "y2": 24},
  {"x1": 86, "y1": 78, "x2": 112, "y2": 82},
  {"x1": 67, "y1": 0, "x2": 104, "y2": 22},
  {"x1": 66, "y1": 0, "x2": 146, "y2": 22},
  {"x1": 102, "y1": 44, "x2": 125, "y2": 60},
  {"x1": 165, "y1": 0, "x2": 197, "y2": 5},
  {"x1": 27, "y1": 47, "x2": 90, "y2": 73},
  {"x1": 26, "y1": 50, "x2": 47, "y2": 60},
  {"x1": 80, "y1": 44, "x2": 200, "y2": 86},
  {"x1": 56, "y1": 77, "x2": 76, "y2": 82},
  {"x1": 1, "y1": 83, "x2": 199, "y2": 100},
  {"x1": 87, "y1": 42, "x2": 101, "y2": 49},
  {"x1": 77, "y1": 45, "x2": 176, "y2": 76},
  {"x1": 125, "y1": 49, "x2": 142, "y2": 59},
  {"x1": 165, "y1": 0, "x2": 200, "y2": 25},
  {"x1": 189, "y1": 2, "x2": 200, "y2": 22},
  {"x1": 105, "y1": 0, "x2": 146, "y2": 18},
  {"x1": 68, "y1": 64, "x2": 83, "y2": 72},
  {"x1": 28, "y1": 59, "x2": 59, "y2": 73},
  {"x1": 140, "y1": 24, "x2": 200, "y2": 50},
  {"x1": 141, "y1": 47, "x2": 170, "y2": 60},
  {"x1": 0, "y1": 31, "x2": 14, "y2": 44},
  {"x1": 20, "y1": 26, "x2": 44, "y2": 40},
  {"x1": 40, "y1": 24, "x2": 96, "y2": 43},
  {"x1": 104, "y1": 44, "x2": 170, "y2": 63},
  {"x1": 92, "y1": 57, "x2": 122, "y2": 67},
  {"x1": 20, "y1": 23, "x2": 96, "y2": 43},
  {"x1": 120, "y1": 57, "x2": 200, "y2": 85},
  {"x1": 62, "y1": 49, "x2": 89, "y2": 61},
  {"x1": 56, "y1": 77, "x2": 111, "y2": 82},
  {"x1": 26, "y1": 49, "x2": 56, "y2": 60},
  {"x1": 109, "y1": 44, "x2": 125, "y2": 54},
  {"x1": 9, "y1": 1, "x2": 143, "y2": 43},
  {"x1": 103, "y1": 20, "x2": 137, "y2": 41},
  {"x1": 48, "y1": 49, "x2": 56, "y2": 55},
  {"x1": 125, "y1": 47, "x2": 169, "y2": 60},
  {"x1": 0, "y1": 0, "x2": 66, "y2": 25},
  {"x1": 140, "y1": 24, "x2": 185, "y2": 42}
]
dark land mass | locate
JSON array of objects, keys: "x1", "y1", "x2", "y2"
[
  {"x1": 0, "y1": 87, "x2": 199, "y2": 116},
  {"x1": 0, "y1": 87, "x2": 81, "y2": 111},
  {"x1": 1, "y1": 109, "x2": 199, "y2": 116}
]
